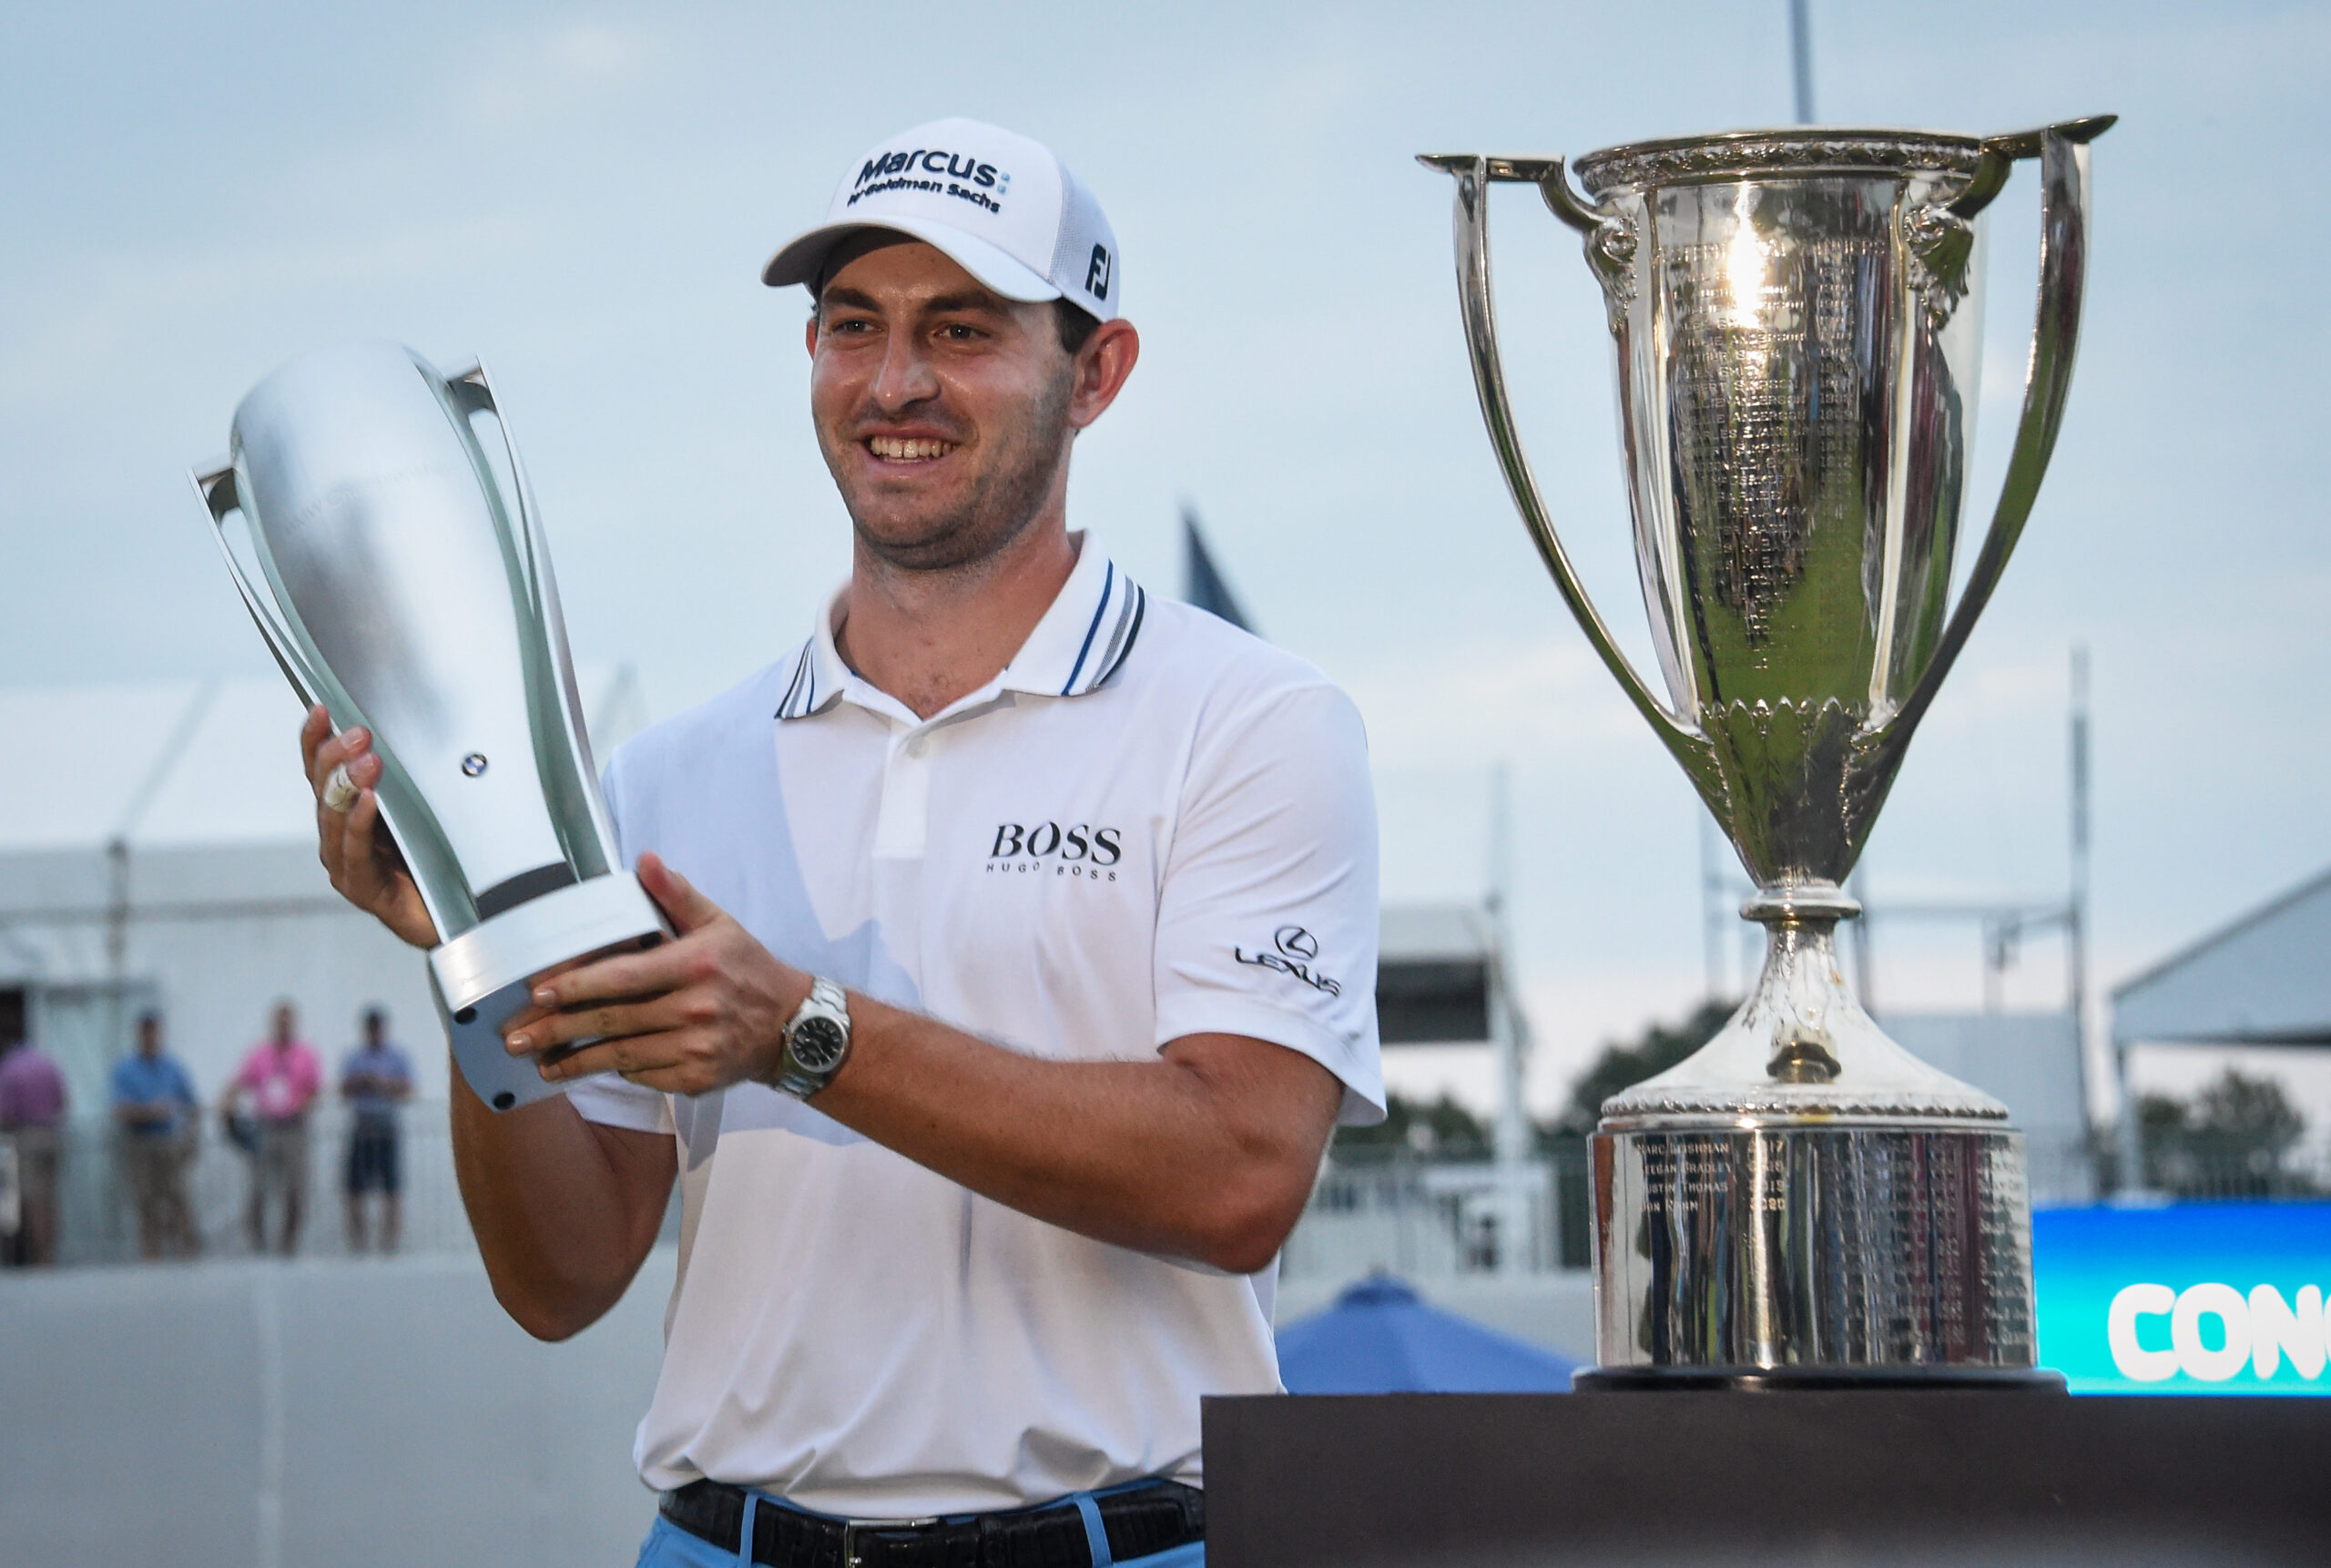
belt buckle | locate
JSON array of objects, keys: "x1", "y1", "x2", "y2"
[{"x1": 839, "y1": 1515, "x2": 935, "y2": 1568}]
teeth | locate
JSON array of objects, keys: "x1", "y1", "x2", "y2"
[{"x1": 869, "y1": 435, "x2": 955, "y2": 461}]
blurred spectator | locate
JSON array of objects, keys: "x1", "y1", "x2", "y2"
[
  {"x1": 340, "y1": 1006, "x2": 412, "y2": 1254},
  {"x1": 0, "y1": 1031, "x2": 68, "y2": 1267},
  {"x1": 220, "y1": 1000, "x2": 321, "y2": 1256},
  {"x1": 111, "y1": 1011, "x2": 201, "y2": 1259}
]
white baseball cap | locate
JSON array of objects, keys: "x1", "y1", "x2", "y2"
[{"x1": 763, "y1": 117, "x2": 1121, "y2": 322}]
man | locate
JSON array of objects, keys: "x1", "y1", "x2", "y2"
[
  {"x1": 340, "y1": 1005, "x2": 412, "y2": 1253},
  {"x1": 111, "y1": 1010, "x2": 201, "y2": 1259},
  {"x1": 0, "y1": 1030, "x2": 68, "y2": 1267},
  {"x1": 221, "y1": 1000, "x2": 321, "y2": 1256},
  {"x1": 303, "y1": 117, "x2": 1379, "y2": 1567}
]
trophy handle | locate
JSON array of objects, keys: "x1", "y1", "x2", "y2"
[
  {"x1": 192, "y1": 463, "x2": 331, "y2": 714},
  {"x1": 1418, "y1": 153, "x2": 1726, "y2": 807},
  {"x1": 192, "y1": 461, "x2": 463, "y2": 942},
  {"x1": 1867, "y1": 116, "x2": 2112, "y2": 770},
  {"x1": 443, "y1": 362, "x2": 623, "y2": 881}
]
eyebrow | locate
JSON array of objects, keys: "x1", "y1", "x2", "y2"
[{"x1": 818, "y1": 286, "x2": 1012, "y2": 320}]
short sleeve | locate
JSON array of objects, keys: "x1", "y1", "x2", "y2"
[
  {"x1": 1153, "y1": 680, "x2": 1384, "y2": 1125},
  {"x1": 565, "y1": 1072, "x2": 673, "y2": 1134}
]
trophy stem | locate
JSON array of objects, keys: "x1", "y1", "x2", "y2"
[{"x1": 1737, "y1": 881, "x2": 1861, "y2": 1088}]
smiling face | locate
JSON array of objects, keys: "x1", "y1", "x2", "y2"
[{"x1": 808, "y1": 237, "x2": 1081, "y2": 574}]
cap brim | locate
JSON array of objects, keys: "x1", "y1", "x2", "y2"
[{"x1": 763, "y1": 217, "x2": 1062, "y2": 304}]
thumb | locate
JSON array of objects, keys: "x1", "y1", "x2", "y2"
[{"x1": 636, "y1": 851, "x2": 725, "y2": 935}]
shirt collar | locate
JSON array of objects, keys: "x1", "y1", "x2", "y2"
[{"x1": 775, "y1": 533, "x2": 1147, "y2": 722}]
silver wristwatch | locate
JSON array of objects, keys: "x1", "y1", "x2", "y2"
[{"x1": 773, "y1": 977, "x2": 851, "y2": 1099}]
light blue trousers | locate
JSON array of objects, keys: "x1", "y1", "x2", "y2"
[{"x1": 632, "y1": 1488, "x2": 1206, "y2": 1568}]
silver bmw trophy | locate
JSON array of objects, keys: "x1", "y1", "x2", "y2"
[
  {"x1": 1421, "y1": 116, "x2": 2111, "y2": 1386},
  {"x1": 193, "y1": 341, "x2": 666, "y2": 1113}
]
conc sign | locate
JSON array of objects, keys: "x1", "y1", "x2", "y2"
[
  {"x1": 2104, "y1": 1282, "x2": 2326, "y2": 1382},
  {"x1": 2032, "y1": 1202, "x2": 2331, "y2": 1395}
]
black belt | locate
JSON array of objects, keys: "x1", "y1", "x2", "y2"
[{"x1": 659, "y1": 1476, "x2": 1204, "y2": 1568}]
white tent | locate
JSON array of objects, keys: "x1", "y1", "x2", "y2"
[
  {"x1": 0, "y1": 670, "x2": 646, "y2": 1113},
  {"x1": 2112, "y1": 867, "x2": 2331, "y2": 1047},
  {"x1": 2105, "y1": 866, "x2": 2331, "y2": 1184}
]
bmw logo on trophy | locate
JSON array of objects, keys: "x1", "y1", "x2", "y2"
[
  {"x1": 193, "y1": 342, "x2": 667, "y2": 1114},
  {"x1": 1420, "y1": 116, "x2": 2112, "y2": 1386}
]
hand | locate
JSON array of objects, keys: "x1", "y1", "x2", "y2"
[
  {"x1": 302, "y1": 705, "x2": 438, "y2": 949},
  {"x1": 504, "y1": 853, "x2": 812, "y2": 1096}
]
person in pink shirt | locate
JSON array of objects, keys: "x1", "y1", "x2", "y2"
[
  {"x1": 220, "y1": 1000, "x2": 321, "y2": 1256},
  {"x1": 0, "y1": 1033, "x2": 69, "y2": 1267}
]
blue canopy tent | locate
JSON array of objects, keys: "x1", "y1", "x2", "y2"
[{"x1": 1277, "y1": 1275, "x2": 1579, "y2": 1393}]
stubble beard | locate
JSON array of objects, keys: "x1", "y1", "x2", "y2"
[{"x1": 827, "y1": 369, "x2": 1074, "y2": 578}]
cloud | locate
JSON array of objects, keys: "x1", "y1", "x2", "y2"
[{"x1": 455, "y1": 19, "x2": 668, "y2": 127}]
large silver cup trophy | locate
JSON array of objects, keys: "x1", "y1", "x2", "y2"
[
  {"x1": 1421, "y1": 116, "x2": 2111, "y2": 1387},
  {"x1": 193, "y1": 342, "x2": 667, "y2": 1114}
]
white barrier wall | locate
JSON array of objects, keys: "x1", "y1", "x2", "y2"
[{"x1": 0, "y1": 1247, "x2": 673, "y2": 1568}]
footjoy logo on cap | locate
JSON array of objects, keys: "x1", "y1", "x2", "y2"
[{"x1": 849, "y1": 145, "x2": 1013, "y2": 217}]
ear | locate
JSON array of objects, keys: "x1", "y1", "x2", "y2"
[
  {"x1": 804, "y1": 310, "x2": 819, "y2": 358},
  {"x1": 1066, "y1": 319, "x2": 1140, "y2": 432}
]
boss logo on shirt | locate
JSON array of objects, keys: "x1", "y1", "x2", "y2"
[
  {"x1": 987, "y1": 822, "x2": 1123, "y2": 881},
  {"x1": 1235, "y1": 925, "x2": 1342, "y2": 996}
]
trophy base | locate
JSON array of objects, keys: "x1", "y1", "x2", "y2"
[
  {"x1": 429, "y1": 871, "x2": 670, "y2": 1112},
  {"x1": 1572, "y1": 1364, "x2": 2066, "y2": 1393},
  {"x1": 1587, "y1": 892, "x2": 2044, "y2": 1378},
  {"x1": 1591, "y1": 1119, "x2": 2041, "y2": 1375}
]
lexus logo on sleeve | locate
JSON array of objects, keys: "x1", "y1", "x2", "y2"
[{"x1": 1235, "y1": 925, "x2": 1341, "y2": 995}]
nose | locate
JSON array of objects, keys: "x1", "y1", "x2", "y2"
[{"x1": 870, "y1": 327, "x2": 940, "y2": 413}]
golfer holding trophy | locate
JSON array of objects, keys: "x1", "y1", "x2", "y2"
[
  {"x1": 1422, "y1": 116, "x2": 2111, "y2": 1387},
  {"x1": 196, "y1": 118, "x2": 1381, "y2": 1566}
]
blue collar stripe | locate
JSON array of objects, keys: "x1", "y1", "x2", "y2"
[{"x1": 1060, "y1": 561, "x2": 1115, "y2": 697}]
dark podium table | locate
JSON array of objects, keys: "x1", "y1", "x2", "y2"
[{"x1": 1203, "y1": 1391, "x2": 2331, "y2": 1566}]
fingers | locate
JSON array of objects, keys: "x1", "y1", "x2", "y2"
[
  {"x1": 300, "y1": 711, "x2": 438, "y2": 949},
  {"x1": 307, "y1": 720, "x2": 378, "y2": 800},
  {"x1": 532, "y1": 1030, "x2": 722, "y2": 1096},
  {"x1": 523, "y1": 937, "x2": 699, "y2": 1020},
  {"x1": 506, "y1": 988, "x2": 697, "y2": 1057},
  {"x1": 336, "y1": 784, "x2": 391, "y2": 900},
  {"x1": 636, "y1": 852, "x2": 724, "y2": 936}
]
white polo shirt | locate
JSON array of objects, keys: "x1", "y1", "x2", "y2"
[{"x1": 567, "y1": 534, "x2": 1382, "y2": 1518}]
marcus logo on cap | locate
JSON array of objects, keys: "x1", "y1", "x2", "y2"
[
  {"x1": 763, "y1": 117, "x2": 1120, "y2": 325},
  {"x1": 849, "y1": 145, "x2": 1010, "y2": 216}
]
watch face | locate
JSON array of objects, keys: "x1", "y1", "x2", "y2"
[{"x1": 790, "y1": 1015, "x2": 848, "y2": 1072}]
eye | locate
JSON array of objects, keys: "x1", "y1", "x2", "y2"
[{"x1": 939, "y1": 321, "x2": 985, "y2": 342}]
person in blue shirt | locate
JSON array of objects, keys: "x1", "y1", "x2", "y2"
[
  {"x1": 340, "y1": 1006, "x2": 412, "y2": 1253},
  {"x1": 111, "y1": 1011, "x2": 199, "y2": 1259}
]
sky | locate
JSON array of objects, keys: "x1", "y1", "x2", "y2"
[{"x1": 3, "y1": 0, "x2": 2326, "y2": 1130}]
